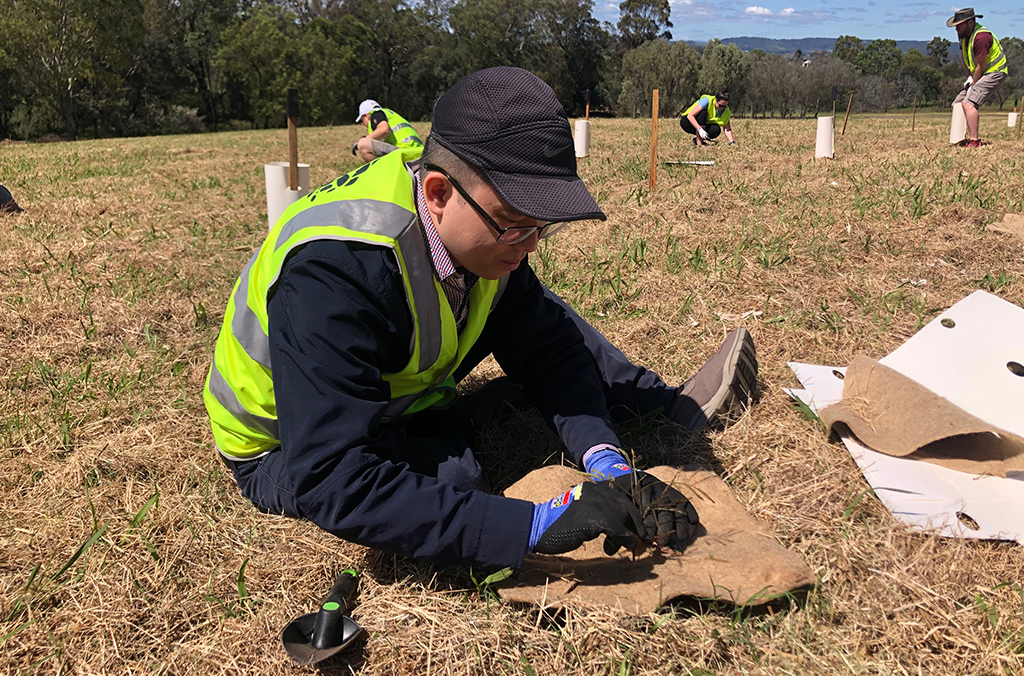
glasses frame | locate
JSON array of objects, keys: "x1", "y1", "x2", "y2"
[{"x1": 422, "y1": 164, "x2": 567, "y2": 245}]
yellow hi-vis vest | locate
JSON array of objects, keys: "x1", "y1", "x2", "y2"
[
  {"x1": 367, "y1": 108, "x2": 423, "y2": 149},
  {"x1": 961, "y1": 25, "x2": 1008, "y2": 75},
  {"x1": 685, "y1": 95, "x2": 731, "y2": 127},
  {"x1": 203, "y1": 148, "x2": 507, "y2": 459}
]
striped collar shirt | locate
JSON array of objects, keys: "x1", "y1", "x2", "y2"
[{"x1": 414, "y1": 171, "x2": 478, "y2": 331}]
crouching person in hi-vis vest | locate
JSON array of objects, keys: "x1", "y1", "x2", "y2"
[
  {"x1": 204, "y1": 67, "x2": 758, "y2": 573},
  {"x1": 948, "y1": 8, "x2": 1008, "y2": 147},
  {"x1": 353, "y1": 99, "x2": 423, "y2": 163},
  {"x1": 681, "y1": 90, "x2": 737, "y2": 147}
]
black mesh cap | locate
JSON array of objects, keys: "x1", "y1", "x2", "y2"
[{"x1": 430, "y1": 67, "x2": 606, "y2": 223}]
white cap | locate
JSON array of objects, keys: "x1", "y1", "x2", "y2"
[{"x1": 356, "y1": 99, "x2": 381, "y2": 122}]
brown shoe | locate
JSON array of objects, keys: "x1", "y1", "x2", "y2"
[{"x1": 667, "y1": 328, "x2": 758, "y2": 431}]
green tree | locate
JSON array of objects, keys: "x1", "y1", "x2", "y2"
[
  {"x1": 743, "y1": 52, "x2": 800, "y2": 117},
  {"x1": 927, "y1": 36, "x2": 951, "y2": 64},
  {"x1": 795, "y1": 55, "x2": 858, "y2": 116},
  {"x1": 1002, "y1": 36, "x2": 1024, "y2": 78},
  {"x1": 216, "y1": 5, "x2": 297, "y2": 128},
  {"x1": 697, "y1": 39, "x2": 750, "y2": 105},
  {"x1": 278, "y1": 0, "x2": 346, "y2": 23},
  {"x1": 347, "y1": 0, "x2": 427, "y2": 101},
  {"x1": 541, "y1": 0, "x2": 613, "y2": 115},
  {"x1": 617, "y1": 39, "x2": 698, "y2": 116},
  {"x1": 898, "y1": 49, "x2": 941, "y2": 104},
  {"x1": 449, "y1": 0, "x2": 550, "y2": 80},
  {"x1": 297, "y1": 17, "x2": 373, "y2": 125},
  {"x1": 216, "y1": 5, "x2": 369, "y2": 128},
  {"x1": 999, "y1": 37, "x2": 1024, "y2": 111},
  {"x1": 617, "y1": 0, "x2": 671, "y2": 50},
  {"x1": 0, "y1": 3, "x2": 24, "y2": 138},
  {"x1": 173, "y1": 0, "x2": 239, "y2": 131},
  {"x1": 4, "y1": 0, "x2": 145, "y2": 139},
  {"x1": 855, "y1": 39, "x2": 903, "y2": 80},
  {"x1": 833, "y1": 35, "x2": 862, "y2": 65}
]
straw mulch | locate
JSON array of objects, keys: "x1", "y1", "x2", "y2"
[{"x1": 2, "y1": 113, "x2": 1023, "y2": 675}]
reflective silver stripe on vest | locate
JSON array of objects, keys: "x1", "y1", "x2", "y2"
[
  {"x1": 491, "y1": 274, "x2": 509, "y2": 311},
  {"x1": 272, "y1": 196, "x2": 443, "y2": 373},
  {"x1": 395, "y1": 222, "x2": 443, "y2": 372},
  {"x1": 384, "y1": 391, "x2": 423, "y2": 417},
  {"x1": 231, "y1": 250, "x2": 272, "y2": 369},
  {"x1": 275, "y1": 200, "x2": 414, "y2": 251},
  {"x1": 218, "y1": 444, "x2": 273, "y2": 462},
  {"x1": 383, "y1": 273, "x2": 510, "y2": 418},
  {"x1": 392, "y1": 123, "x2": 415, "y2": 133},
  {"x1": 232, "y1": 202, "x2": 408, "y2": 369},
  {"x1": 208, "y1": 358, "x2": 280, "y2": 440}
]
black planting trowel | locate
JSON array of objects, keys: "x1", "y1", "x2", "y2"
[{"x1": 281, "y1": 569, "x2": 364, "y2": 665}]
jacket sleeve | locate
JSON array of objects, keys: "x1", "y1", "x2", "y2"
[
  {"x1": 266, "y1": 239, "x2": 532, "y2": 571},
  {"x1": 480, "y1": 261, "x2": 622, "y2": 464}
]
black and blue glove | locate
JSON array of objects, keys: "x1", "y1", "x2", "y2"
[
  {"x1": 529, "y1": 481, "x2": 646, "y2": 555},
  {"x1": 584, "y1": 448, "x2": 700, "y2": 552}
]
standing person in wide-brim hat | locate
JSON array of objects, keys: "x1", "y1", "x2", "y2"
[{"x1": 948, "y1": 7, "x2": 1008, "y2": 148}]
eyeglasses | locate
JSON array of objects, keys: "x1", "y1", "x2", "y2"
[{"x1": 423, "y1": 164, "x2": 568, "y2": 245}]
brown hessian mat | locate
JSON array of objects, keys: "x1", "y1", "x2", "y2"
[
  {"x1": 498, "y1": 465, "x2": 814, "y2": 614},
  {"x1": 821, "y1": 356, "x2": 1024, "y2": 477}
]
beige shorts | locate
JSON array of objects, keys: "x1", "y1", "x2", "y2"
[
  {"x1": 369, "y1": 139, "x2": 399, "y2": 157},
  {"x1": 954, "y1": 71, "x2": 1006, "y2": 108}
]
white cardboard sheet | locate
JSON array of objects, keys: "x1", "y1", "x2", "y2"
[{"x1": 784, "y1": 291, "x2": 1024, "y2": 544}]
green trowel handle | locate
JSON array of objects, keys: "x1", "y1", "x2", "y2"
[{"x1": 310, "y1": 570, "x2": 359, "y2": 651}]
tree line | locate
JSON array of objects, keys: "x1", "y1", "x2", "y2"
[{"x1": 1, "y1": 0, "x2": 1021, "y2": 141}]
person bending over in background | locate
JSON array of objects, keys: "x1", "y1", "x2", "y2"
[
  {"x1": 681, "y1": 90, "x2": 736, "y2": 147},
  {"x1": 205, "y1": 67, "x2": 758, "y2": 574},
  {"x1": 948, "y1": 8, "x2": 1008, "y2": 148},
  {"x1": 353, "y1": 99, "x2": 423, "y2": 162}
]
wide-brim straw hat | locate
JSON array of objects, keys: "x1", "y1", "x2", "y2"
[{"x1": 947, "y1": 7, "x2": 982, "y2": 27}]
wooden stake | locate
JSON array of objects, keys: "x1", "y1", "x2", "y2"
[
  {"x1": 1018, "y1": 110, "x2": 1023, "y2": 140},
  {"x1": 841, "y1": 93, "x2": 853, "y2": 136},
  {"x1": 287, "y1": 88, "x2": 300, "y2": 191},
  {"x1": 649, "y1": 89, "x2": 659, "y2": 191},
  {"x1": 912, "y1": 94, "x2": 917, "y2": 132}
]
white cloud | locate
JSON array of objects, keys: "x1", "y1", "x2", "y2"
[
  {"x1": 780, "y1": 7, "x2": 795, "y2": 15},
  {"x1": 745, "y1": 5, "x2": 773, "y2": 15}
]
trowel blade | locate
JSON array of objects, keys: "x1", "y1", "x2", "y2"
[{"x1": 281, "y1": 613, "x2": 363, "y2": 665}]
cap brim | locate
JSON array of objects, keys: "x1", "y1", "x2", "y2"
[{"x1": 485, "y1": 170, "x2": 607, "y2": 223}]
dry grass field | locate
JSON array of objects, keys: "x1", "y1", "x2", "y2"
[{"x1": 2, "y1": 111, "x2": 1024, "y2": 675}]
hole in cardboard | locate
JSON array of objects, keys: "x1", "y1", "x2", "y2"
[
  {"x1": 1008, "y1": 362, "x2": 1024, "y2": 377},
  {"x1": 832, "y1": 370, "x2": 845, "y2": 380},
  {"x1": 941, "y1": 318, "x2": 956, "y2": 328},
  {"x1": 956, "y1": 511, "x2": 980, "y2": 531}
]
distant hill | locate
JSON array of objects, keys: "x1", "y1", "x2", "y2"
[{"x1": 683, "y1": 36, "x2": 931, "y2": 55}]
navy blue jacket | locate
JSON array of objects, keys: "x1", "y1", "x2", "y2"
[{"x1": 265, "y1": 238, "x2": 622, "y2": 571}]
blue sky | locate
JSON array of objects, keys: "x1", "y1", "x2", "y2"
[{"x1": 592, "y1": 2, "x2": 1024, "y2": 42}]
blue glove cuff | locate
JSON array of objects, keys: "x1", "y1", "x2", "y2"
[
  {"x1": 583, "y1": 448, "x2": 633, "y2": 480},
  {"x1": 529, "y1": 484, "x2": 583, "y2": 551}
]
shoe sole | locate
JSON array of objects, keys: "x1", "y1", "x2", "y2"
[{"x1": 691, "y1": 328, "x2": 758, "y2": 430}]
